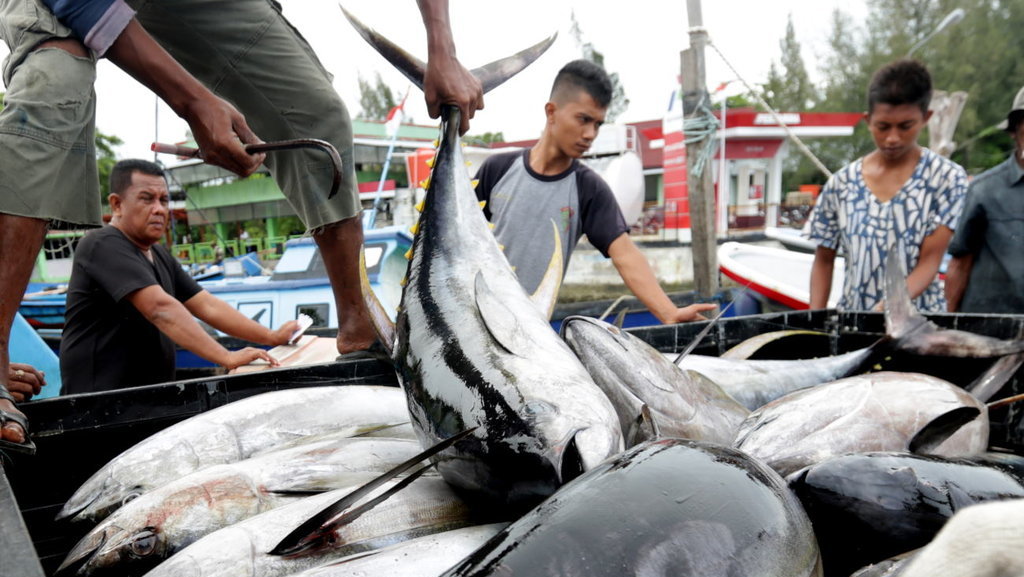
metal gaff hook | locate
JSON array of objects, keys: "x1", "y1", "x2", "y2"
[{"x1": 151, "y1": 138, "x2": 344, "y2": 199}]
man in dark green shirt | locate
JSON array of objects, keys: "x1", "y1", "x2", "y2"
[{"x1": 946, "y1": 87, "x2": 1024, "y2": 313}]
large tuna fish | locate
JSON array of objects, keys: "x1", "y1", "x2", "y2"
[
  {"x1": 674, "y1": 346, "x2": 878, "y2": 411},
  {"x1": 58, "y1": 386, "x2": 410, "y2": 523},
  {"x1": 142, "y1": 475, "x2": 477, "y2": 577},
  {"x1": 58, "y1": 436, "x2": 422, "y2": 576},
  {"x1": 788, "y1": 452, "x2": 1024, "y2": 576},
  {"x1": 560, "y1": 315, "x2": 748, "y2": 446},
  {"x1": 343, "y1": 9, "x2": 623, "y2": 512},
  {"x1": 440, "y1": 439, "x2": 822, "y2": 577},
  {"x1": 733, "y1": 371, "x2": 990, "y2": 476}
]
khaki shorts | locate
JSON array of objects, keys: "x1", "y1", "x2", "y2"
[
  {"x1": 130, "y1": 0, "x2": 360, "y2": 230},
  {"x1": 0, "y1": 0, "x2": 101, "y2": 226}
]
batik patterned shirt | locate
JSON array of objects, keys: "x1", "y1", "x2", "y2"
[{"x1": 807, "y1": 148, "x2": 967, "y2": 312}]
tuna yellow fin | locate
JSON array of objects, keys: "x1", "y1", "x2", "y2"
[
  {"x1": 527, "y1": 219, "x2": 564, "y2": 320},
  {"x1": 359, "y1": 250, "x2": 395, "y2": 356}
]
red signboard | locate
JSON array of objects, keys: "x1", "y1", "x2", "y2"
[{"x1": 661, "y1": 129, "x2": 689, "y2": 231}]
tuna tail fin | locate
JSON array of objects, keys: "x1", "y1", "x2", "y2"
[
  {"x1": 908, "y1": 406, "x2": 982, "y2": 454},
  {"x1": 359, "y1": 249, "x2": 395, "y2": 357},
  {"x1": 270, "y1": 427, "x2": 475, "y2": 557},
  {"x1": 528, "y1": 219, "x2": 564, "y2": 320},
  {"x1": 340, "y1": 5, "x2": 556, "y2": 95},
  {"x1": 883, "y1": 246, "x2": 929, "y2": 339}
]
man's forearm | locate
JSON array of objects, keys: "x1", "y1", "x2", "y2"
[
  {"x1": 609, "y1": 239, "x2": 676, "y2": 322},
  {"x1": 145, "y1": 299, "x2": 234, "y2": 366},
  {"x1": 907, "y1": 227, "x2": 953, "y2": 299},
  {"x1": 809, "y1": 247, "x2": 836, "y2": 309},
  {"x1": 944, "y1": 254, "x2": 974, "y2": 312},
  {"x1": 104, "y1": 20, "x2": 210, "y2": 118},
  {"x1": 186, "y1": 292, "x2": 275, "y2": 345}
]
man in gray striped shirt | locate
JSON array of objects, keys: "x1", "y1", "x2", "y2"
[{"x1": 475, "y1": 60, "x2": 715, "y2": 324}]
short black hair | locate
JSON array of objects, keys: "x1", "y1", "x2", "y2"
[
  {"x1": 110, "y1": 159, "x2": 165, "y2": 196},
  {"x1": 550, "y1": 59, "x2": 613, "y2": 108},
  {"x1": 867, "y1": 59, "x2": 932, "y2": 115}
]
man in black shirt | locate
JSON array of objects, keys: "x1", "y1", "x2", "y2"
[{"x1": 60, "y1": 160, "x2": 297, "y2": 394}]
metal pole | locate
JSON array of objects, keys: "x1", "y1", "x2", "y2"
[
  {"x1": 683, "y1": 0, "x2": 719, "y2": 298},
  {"x1": 718, "y1": 94, "x2": 728, "y2": 236}
]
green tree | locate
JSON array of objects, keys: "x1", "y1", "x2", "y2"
[
  {"x1": 463, "y1": 132, "x2": 505, "y2": 147},
  {"x1": 96, "y1": 130, "x2": 123, "y2": 203},
  {"x1": 761, "y1": 15, "x2": 818, "y2": 112},
  {"x1": 569, "y1": 11, "x2": 629, "y2": 122},
  {"x1": 759, "y1": 15, "x2": 823, "y2": 192},
  {"x1": 356, "y1": 72, "x2": 398, "y2": 122}
]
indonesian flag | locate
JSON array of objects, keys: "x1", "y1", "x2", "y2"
[{"x1": 384, "y1": 89, "x2": 409, "y2": 138}]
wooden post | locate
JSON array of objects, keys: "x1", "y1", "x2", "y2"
[{"x1": 682, "y1": 0, "x2": 719, "y2": 298}]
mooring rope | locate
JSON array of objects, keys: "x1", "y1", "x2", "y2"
[{"x1": 706, "y1": 39, "x2": 834, "y2": 180}]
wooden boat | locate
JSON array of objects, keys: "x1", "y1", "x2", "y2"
[
  {"x1": 718, "y1": 241, "x2": 843, "y2": 310},
  {"x1": 17, "y1": 226, "x2": 413, "y2": 333},
  {"x1": 3, "y1": 309, "x2": 1022, "y2": 577}
]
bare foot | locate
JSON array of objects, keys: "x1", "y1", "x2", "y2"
[
  {"x1": 335, "y1": 315, "x2": 377, "y2": 356},
  {"x1": 0, "y1": 395, "x2": 28, "y2": 445}
]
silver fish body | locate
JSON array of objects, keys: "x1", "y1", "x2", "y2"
[
  {"x1": 60, "y1": 436, "x2": 422, "y2": 575},
  {"x1": 561, "y1": 315, "x2": 748, "y2": 446},
  {"x1": 734, "y1": 372, "x2": 989, "y2": 476},
  {"x1": 59, "y1": 386, "x2": 410, "y2": 523},
  {"x1": 142, "y1": 475, "x2": 474, "y2": 577},
  {"x1": 393, "y1": 113, "x2": 622, "y2": 512},
  {"x1": 676, "y1": 348, "x2": 875, "y2": 410}
]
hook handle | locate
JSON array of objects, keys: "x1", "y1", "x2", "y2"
[{"x1": 151, "y1": 138, "x2": 343, "y2": 199}]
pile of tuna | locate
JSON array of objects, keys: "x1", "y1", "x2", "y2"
[{"x1": 52, "y1": 9, "x2": 1024, "y2": 577}]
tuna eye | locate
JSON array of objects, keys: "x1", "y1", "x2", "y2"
[
  {"x1": 129, "y1": 529, "x2": 157, "y2": 558},
  {"x1": 121, "y1": 489, "x2": 144, "y2": 507},
  {"x1": 524, "y1": 400, "x2": 556, "y2": 417}
]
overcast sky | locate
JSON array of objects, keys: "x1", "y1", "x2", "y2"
[{"x1": 1, "y1": 0, "x2": 869, "y2": 160}]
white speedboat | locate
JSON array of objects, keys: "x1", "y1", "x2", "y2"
[{"x1": 718, "y1": 241, "x2": 843, "y2": 310}]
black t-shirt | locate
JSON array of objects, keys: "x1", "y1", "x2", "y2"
[{"x1": 60, "y1": 226, "x2": 203, "y2": 394}]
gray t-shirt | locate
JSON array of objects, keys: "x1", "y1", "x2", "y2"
[
  {"x1": 474, "y1": 149, "x2": 629, "y2": 294},
  {"x1": 947, "y1": 155, "x2": 1024, "y2": 313}
]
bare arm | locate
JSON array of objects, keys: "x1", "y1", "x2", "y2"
[
  {"x1": 104, "y1": 20, "x2": 265, "y2": 176},
  {"x1": 184, "y1": 291, "x2": 297, "y2": 346},
  {"x1": 417, "y1": 0, "x2": 484, "y2": 134},
  {"x1": 607, "y1": 234, "x2": 717, "y2": 324},
  {"x1": 907, "y1": 225, "x2": 953, "y2": 300},
  {"x1": 944, "y1": 253, "x2": 975, "y2": 312},
  {"x1": 126, "y1": 286, "x2": 278, "y2": 370},
  {"x1": 809, "y1": 245, "x2": 837, "y2": 310}
]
